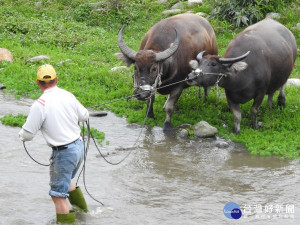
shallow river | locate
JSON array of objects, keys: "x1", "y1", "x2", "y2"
[{"x1": 0, "y1": 91, "x2": 299, "y2": 225}]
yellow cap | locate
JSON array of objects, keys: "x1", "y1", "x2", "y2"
[{"x1": 37, "y1": 64, "x2": 57, "y2": 81}]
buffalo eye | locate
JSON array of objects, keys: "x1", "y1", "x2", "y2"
[{"x1": 150, "y1": 64, "x2": 158, "y2": 76}]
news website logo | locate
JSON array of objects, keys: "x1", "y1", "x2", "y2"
[{"x1": 223, "y1": 202, "x2": 242, "y2": 219}]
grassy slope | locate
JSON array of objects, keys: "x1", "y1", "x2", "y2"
[{"x1": 0, "y1": 0, "x2": 299, "y2": 160}]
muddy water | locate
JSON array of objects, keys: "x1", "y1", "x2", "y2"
[{"x1": 0, "y1": 91, "x2": 299, "y2": 225}]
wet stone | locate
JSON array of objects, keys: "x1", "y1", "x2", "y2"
[
  {"x1": 215, "y1": 141, "x2": 229, "y2": 149},
  {"x1": 194, "y1": 121, "x2": 218, "y2": 138},
  {"x1": 178, "y1": 128, "x2": 189, "y2": 138}
]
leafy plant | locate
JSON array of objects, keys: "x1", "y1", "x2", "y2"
[
  {"x1": 81, "y1": 126, "x2": 105, "y2": 145},
  {"x1": 210, "y1": 0, "x2": 289, "y2": 27},
  {"x1": 0, "y1": 114, "x2": 27, "y2": 127}
]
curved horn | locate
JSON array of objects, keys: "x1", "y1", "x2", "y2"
[
  {"x1": 196, "y1": 51, "x2": 206, "y2": 62},
  {"x1": 218, "y1": 51, "x2": 250, "y2": 64},
  {"x1": 155, "y1": 29, "x2": 180, "y2": 62},
  {"x1": 117, "y1": 25, "x2": 137, "y2": 61}
]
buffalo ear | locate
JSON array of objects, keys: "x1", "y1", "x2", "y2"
[
  {"x1": 114, "y1": 52, "x2": 135, "y2": 67},
  {"x1": 189, "y1": 60, "x2": 199, "y2": 70},
  {"x1": 229, "y1": 61, "x2": 248, "y2": 73}
]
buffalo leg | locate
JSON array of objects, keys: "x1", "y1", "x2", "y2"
[
  {"x1": 229, "y1": 103, "x2": 241, "y2": 134},
  {"x1": 267, "y1": 93, "x2": 274, "y2": 109},
  {"x1": 197, "y1": 87, "x2": 210, "y2": 101},
  {"x1": 251, "y1": 94, "x2": 265, "y2": 130},
  {"x1": 146, "y1": 95, "x2": 155, "y2": 118},
  {"x1": 277, "y1": 85, "x2": 286, "y2": 107},
  {"x1": 163, "y1": 87, "x2": 183, "y2": 131},
  {"x1": 197, "y1": 87, "x2": 202, "y2": 99},
  {"x1": 226, "y1": 96, "x2": 241, "y2": 134},
  {"x1": 204, "y1": 86, "x2": 210, "y2": 101}
]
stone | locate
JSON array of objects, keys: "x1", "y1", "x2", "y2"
[
  {"x1": 194, "y1": 121, "x2": 218, "y2": 138},
  {"x1": 177, "y1": 123, "x2": 192, "y2": 129},
  {"x1": 59, "y1": 59, "x2": 72, "y2": 66},
  {"x1": 171, "y1": 2, "x2": 184, "y2": 9},
  {"x1": 35, "y1": 1, "x2": 42, "y2": 7},
  {"x1": 266, "y1": 12, "x2": 281, "y2": 20},
  {"x1": 89, "y1": 2, "x2": 103, "y2": 8},
  {"x1": 26, "y1": 55, "x2": 50, "y2": 63},
  {"x1": 0, "y1": 84, "x2": 6, "y2": 90},
  {"x1": 215, "y1": 141, "x2": 229, "y2": 149},
  {"x1": 110, "y1": 66, "x2": 127, "y2": 71},
  {"x1": 196, "y1": 12, "x2": 206, "y2": 17},
  {"x1": 155, "y1": 0, "x2": 168, "y2": 4},
  {"x1": 286, "y1": 78, "x2": 300, "y2": 86},
  {"x1": 0, "y1": 48, "x2": 13, "y2": 62},
  {"x1": 188, "y1": 0, "x2": 203, "y2": 6},
  {"x1": 162, "y1": 9, "x2": 181, "y2": 15},
  {"x1": 178, "y1": 128, "x2": 189, "y2": 138}
]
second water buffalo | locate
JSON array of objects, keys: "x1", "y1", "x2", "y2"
[{"x1": 187, "y1": 18, "x2": 297, "y2": 134}]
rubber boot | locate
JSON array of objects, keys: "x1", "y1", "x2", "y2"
[
  {"x1": 68, "y1": 186, "x2": 88, "y2": 213},
  {"x1": 56, "y1": 210, "x2": 76, "y2": 223}
]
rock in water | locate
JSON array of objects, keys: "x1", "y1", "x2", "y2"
[{"x1": 194, "y1": 121, "x2": 218, "y2": 138}]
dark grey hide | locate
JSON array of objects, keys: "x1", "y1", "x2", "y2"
[{"x1": 187, "y1": 18, "x2": 297, "y2": 134}]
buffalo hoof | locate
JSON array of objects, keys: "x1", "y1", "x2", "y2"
[
  {"x1": 163, "y1": 122, "x2": 173, "y2": 131},
  {"x1": 147, "y1": 112, "x2": 154, "y2": 119},
  {"x1": 277, "y1": 97, "x2": 286, "y2": 108},
  {"x1": 233, "y1": 128, "x2": 240, "y2": 135}
]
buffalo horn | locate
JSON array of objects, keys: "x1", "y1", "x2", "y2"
[
  {"x1": 196, "y1": 51, "x2": 206, "y2": 62},
  {"x1": 117, "y1": 25, "x2": 137, "y2": 60},
  {"x1": 155, "y1": 29, "x2": 180, "y2": 62},
  {"x1": 218, "y1": 51, "x2": 250, "y2": 64}
]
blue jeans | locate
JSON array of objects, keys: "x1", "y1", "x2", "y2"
[{"x1": 49, "y1": 139, "x2": 84, "y2": 198}]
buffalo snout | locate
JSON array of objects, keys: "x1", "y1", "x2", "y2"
[
  {"x1": 186, "y1": 71, "x2": 200, "y2": 86},
  {"x1": 133, "y1": 87, "x2": 152, "y2": 101}
]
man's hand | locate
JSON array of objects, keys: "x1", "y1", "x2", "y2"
[{"x1": 19, "y1": 128, "x2": 35, "y2": 142}]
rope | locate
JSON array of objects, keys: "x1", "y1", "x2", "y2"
[
  {"x1": 22, "y1": 142, "x2": 50, "y2": 166},
  {"x1": 76, "y1": 96, "x2": 153, "y2": 206},
  {"x1": 91, "y1": 96, "x2": 152, "y2": 165},
  {"x1": 87, "y1": 75, "x2": 197, "y2": 109},
  {"x1": 78, "y1": 119, "x2": 105, "y2": 206}
]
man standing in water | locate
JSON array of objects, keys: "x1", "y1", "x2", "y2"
[{"x1": 19, "y1": 64, "x2": 89, "y2": 223}]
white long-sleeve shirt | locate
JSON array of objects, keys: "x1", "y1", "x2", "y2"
[{"x1": 19, "y1": 86, "x2": 89, "y2": 147}]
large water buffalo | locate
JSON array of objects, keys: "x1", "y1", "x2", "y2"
[
  {"x1": 115, "y1": 13, "x2": 218, "y2": 131},
  {"x1": 187, "y1": 18, "x2": 297, "y2": 134}
]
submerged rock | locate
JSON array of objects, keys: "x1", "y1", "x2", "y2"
[
  {"x1": 215, "y1": 141, "x2": 229, "y2": 149},
  {"x1": 178, "y1": 128, "x2": 189, "y2": 138}
]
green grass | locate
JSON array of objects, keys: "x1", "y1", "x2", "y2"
[
  {"x1": 0, "y1": 0, "x2": 299, "y2": 160},
  {"x1": 0, "y1": 114, "x2": 27, "y2": 127}
]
